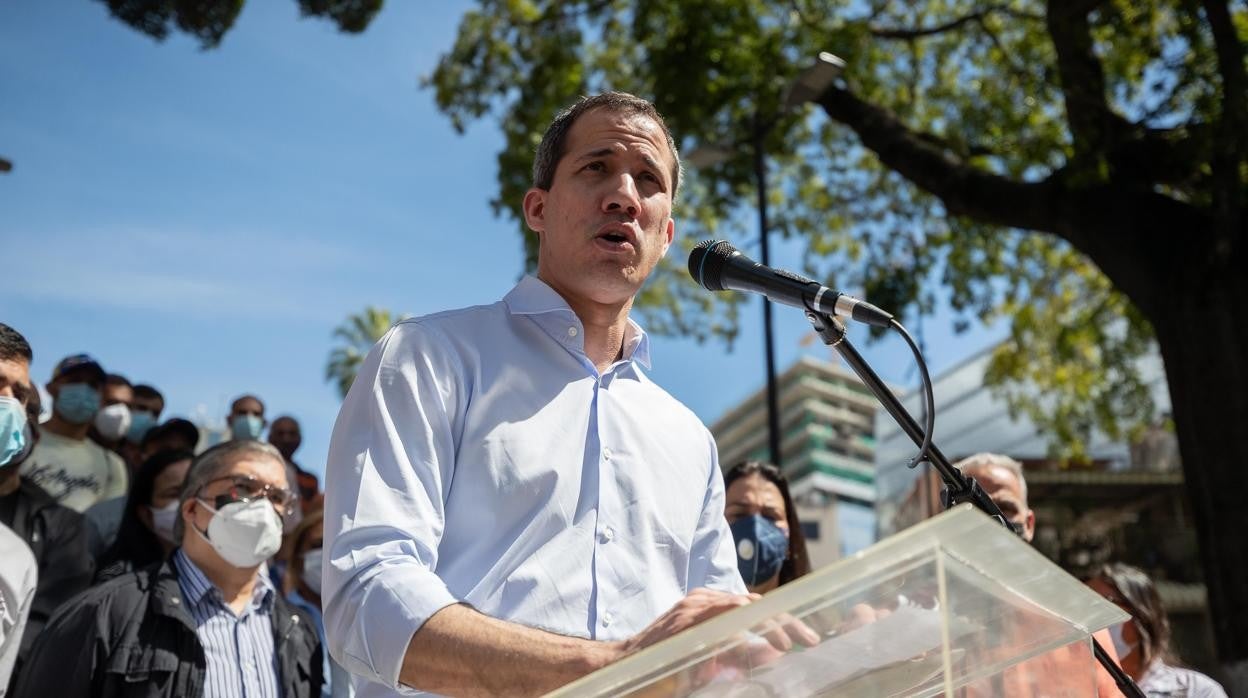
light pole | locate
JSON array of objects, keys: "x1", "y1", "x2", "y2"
[{"x1": 686, "y1": 52, "x2": 844, "y2": 468}]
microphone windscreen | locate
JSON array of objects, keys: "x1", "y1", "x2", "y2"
[{"x1": 688, "y1": 240, "x2": 738, "y2": 291}]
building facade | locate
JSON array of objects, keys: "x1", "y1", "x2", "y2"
[{"x1": 709, "y1": 356, "x2": 880, "y2": 567}]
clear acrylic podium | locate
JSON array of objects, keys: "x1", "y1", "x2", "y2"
[{"x1": 548, "y1": 505, "x2": 1129, "y2": 697}]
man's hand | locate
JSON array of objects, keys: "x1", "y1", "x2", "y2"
[
  {"x1": 620, "y1": 588, "x2": 755, "y2": 655},
  {"x1": 619, "y1": 589, "x2": 821, "y2": 658}
]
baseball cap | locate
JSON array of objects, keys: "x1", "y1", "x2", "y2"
[{"x1": 51, "y1": 353, "x2": 106, "y2": 383}]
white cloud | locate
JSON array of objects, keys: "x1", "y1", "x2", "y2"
[{"x1": 9, "y1": 225, "x2": 360, "y2": 319}]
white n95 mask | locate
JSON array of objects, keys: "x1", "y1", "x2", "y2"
[
  {"x1": 93, "y1": 403, "x2": 132, "y2": 441},
  {"x1": 194, "y1": 497, "x2": 283, "y2": 568}
]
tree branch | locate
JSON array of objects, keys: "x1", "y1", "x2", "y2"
[
  {"x1": 1045, "y1": 0, "x2": 1119, "y2": 165},
  {"x1": 815, "y1": 85, "x2": 1209, "y2": 313},
  {"x1": 1199, "y1": 0, "x2": 1247, "y2": 241},
  {"x1": 869, "y1": 4, "x2": 1043, "y2": 40}
]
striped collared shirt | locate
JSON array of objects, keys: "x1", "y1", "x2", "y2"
[{"x1": 174, "y1": 548, "x2": 281, "y2": 698}]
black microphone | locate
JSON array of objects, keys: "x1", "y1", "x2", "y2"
[{"x1": 687, "y1": 240, "x2": 894, "y2": 328}]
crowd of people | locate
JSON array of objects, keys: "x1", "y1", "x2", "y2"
[
  {"x1": 0, "y1": 323, "x2": 335, "y2": 697},
  {"x1": 0, "y1": 89, "x2": 1231, "y2": 698}
]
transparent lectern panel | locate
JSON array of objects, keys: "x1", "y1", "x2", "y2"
[
  {"x1": 546, "y1": 506, "x2": 1127, "y2": 698},
  {"x1": 959, "y1": 638, "x2": 1098, "y2": 697}
]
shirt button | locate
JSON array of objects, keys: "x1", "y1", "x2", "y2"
[
  {"x1": 602, "y1": 611, "x2": 614, "y2": 627},
  {"x1": 567, "y1": 326, "x2": 579, "y2": 338},
  {"x1": 603, "y1": 447, "x2": 613, "y2": 461},
  {"x1": 602, "y1": 527, "x2": 615, "y2": 542}
]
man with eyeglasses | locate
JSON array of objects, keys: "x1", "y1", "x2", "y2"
[{"x1": 16, "y1": 439, "x2": 323, "y2": 698}]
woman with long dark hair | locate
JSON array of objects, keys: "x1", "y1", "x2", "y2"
[
  {"x1": 1088, "y1": 563, "x2": 1227, "y2": 697},
  {"x1": 722, "y1": 460, "x2": 811, "y2": 593},
  {"x1": 94, "y1": 448, "x2": 193, "y2": 582}
]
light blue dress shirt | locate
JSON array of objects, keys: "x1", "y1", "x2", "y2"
[{"x1": 322, "y1": 275, "x2": 745, "y2": 696}]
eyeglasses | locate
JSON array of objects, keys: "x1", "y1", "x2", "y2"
[{"x1": 200, "y1": 475, "x2": 297, "y2": 515}]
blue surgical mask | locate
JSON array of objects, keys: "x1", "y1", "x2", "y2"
[
  {"x1": 127, "y1": 410, "x2": 157, "y2": 444},
  {"x1": 231, "y1": 414, "x2": 264, "y2": 440},
  {"x1": 730, "y1": 514, "x2": 789, "y2": 587},
  {"x1": 54, "y1": 382, "x2": 101, "y2": 425},
  {"x1": 0, "y1": 397, "x2": 28, "y2": 466}
]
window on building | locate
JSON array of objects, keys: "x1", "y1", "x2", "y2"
[{"x1": 801, "y1": 521, "x2": 821, "y2": 541}]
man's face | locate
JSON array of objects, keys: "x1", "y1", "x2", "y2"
[
  {"x1": 184, "y1": 454, "x2": 291, "y2": 545},
  {"x1": 132, "y1": 394, "x2": 164, "y2": 418},
  {"x1": 228, "y1": 397, "x2": 264, "y2": 424},
  {"x1": 102, "y1": 383, "x2": 133, "y2": 408},
  {"x1": 268, "y1": 417, "x2": 301, "y2": 460},
  {"x1": 0, "y1": 357, "x2": 32, "y2": 408},
  {"x1": 524, "y1": 108, "x2": 676, "y2": 308},
  {"x1": 967, "y1": 464, "x2": 1036, "y2": 542},
  {"x1": 47, "y1": 367, "x2": 103, "y2": 398}
]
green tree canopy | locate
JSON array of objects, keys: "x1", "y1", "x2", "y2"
[
  {"x1": 425, "y1": 0, "x2": 1248, "y2": 676},
  {"x1": 95, "y1": 0, "x2": 383, "y2": 48}
]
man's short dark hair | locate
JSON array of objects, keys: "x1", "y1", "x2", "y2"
[
  {"x1": 532, "y1": 92, "x2": 682, "y2": 198},
  {"x1": 104, "y1": 373, "x2": 132, "y2": 389},
  {"x1": 0, "y1": 323, "x2": 33, "y2": 364},
  {"x1": 133, "y1": 384, "x2": 164, "y2": 403}
]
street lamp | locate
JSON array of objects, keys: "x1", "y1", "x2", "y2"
[{"x1": 687, "y1": 52, "x2": 845, "y2": 468}]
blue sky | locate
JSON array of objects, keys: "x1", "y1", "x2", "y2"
[{"x1": 1, "y1": 1, "x2": 1003, "y2": 478}]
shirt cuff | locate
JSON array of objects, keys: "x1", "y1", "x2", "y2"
[{"x1": 327, "y1": 559, "x2": 460, "y2": 691}]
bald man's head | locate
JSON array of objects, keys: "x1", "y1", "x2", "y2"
[
  {"x1": 268, "y1": 415, "x2": 302, "y2": 461},
  {"x1": 955, "y1": 453, "x2": 1035, "y2": 542}
]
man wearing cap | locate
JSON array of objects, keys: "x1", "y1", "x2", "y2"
[{"x1": 20, "y1": 354, "x2": 128, "y2": 513}]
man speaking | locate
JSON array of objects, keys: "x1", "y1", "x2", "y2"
[{"x1": 322, "y1": 93, "x2": 762, "y2": 697}]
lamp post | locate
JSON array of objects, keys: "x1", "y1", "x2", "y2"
[{"x1": 686, "y1": 52, "x2": 844, "y2": 468}]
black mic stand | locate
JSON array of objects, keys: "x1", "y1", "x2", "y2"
[{"x1": 804, "y1": 309, "x2": 1144, "y2": 698}]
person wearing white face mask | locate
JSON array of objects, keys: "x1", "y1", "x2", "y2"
[
  {"x1": 285, "y1": 509, "x2": 354, "y2": 698},
  {"x1": 16, "y1": 439, "x2": 324, "y2": 698},
  {"x1": 93, "y1": 449, "x2": 193, "y2": 582},
  {"x1": 20, "y1": 354, "x2": 128, "y2": 513},
  {"x1": 1089, "y1": 563, "x2": 1228, "y2": 697},
  {"x1": 88, "y1": 374, "x2": 134, "y2": 451}
]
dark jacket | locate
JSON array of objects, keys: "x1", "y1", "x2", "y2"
[
  {"x1": 14, "y1": 558, "x2": 323, "y2": 698},
  {"x1": 3, "y1": 479, "x2": 94, "y2": 678}
]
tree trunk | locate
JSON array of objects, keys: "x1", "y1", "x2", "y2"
[{"x1": 1152, "y1": 257, "x2": 1248, "y2": 694}]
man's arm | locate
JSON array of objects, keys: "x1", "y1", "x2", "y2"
[
  {"x1": 399, "y1": 590, "x2": 760, "y2": 697},
  {"x1": 13, "y1": 589, "x2": 103, "y2": 697},
  {"x1": 100, "y1": 452, "x2": 127, "y2": 502},
  {"x1": 20, "y1": 506, "x2": 93, "y2": 659}
]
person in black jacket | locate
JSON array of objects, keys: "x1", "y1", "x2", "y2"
[
  {"x1": 0, "y1": 325, "x2": 94, "y2": 693},
  {"x1": 15, "y1": 439, "x2": 323, "y2": 698}
]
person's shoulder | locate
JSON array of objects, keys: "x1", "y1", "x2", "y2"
[
  {"x1": 19, "y1": 478, "x2": 85, "y2": 524},
  {"x1": 50, "y1": 564, "x2": 156, "y2": 626},
  {"x1": 378, "y1": 301, "x2": 511, "y2": 362},
  {"x1": 87, "y1": 440, "x2": 125, "y2": 468},
  {"x1": 396, "y1": 300, "x2": 509, "y2": 336},
  {"x1": 1142, "y1": 661, "x2": 1229, "y2": 698},
  {"x1": 1174, "y1": 666, "x2": 1229, "y2": 697}
]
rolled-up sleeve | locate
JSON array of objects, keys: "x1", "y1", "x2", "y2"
[
  {"x1": 322, "y1": 321, "x2": 464, "y2": 691},
  {"x1": 687, "y1": 431, "x2": 747, "y2": 595}
]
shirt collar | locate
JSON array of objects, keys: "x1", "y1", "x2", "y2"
[
  {"x1": 503, "y1": 275, "x2": 652, "y2": 370},
  {"x1": 173, "y1": 547, "x2": 275, "y2": 611}
]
